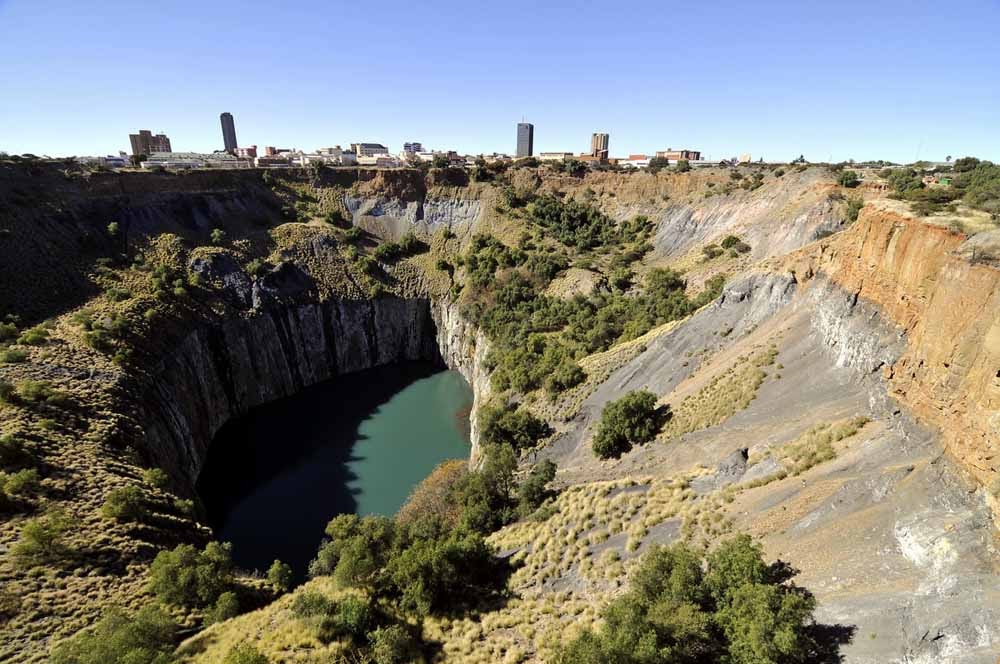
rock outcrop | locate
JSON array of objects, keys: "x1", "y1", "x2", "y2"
[{"x1": 791, "y1": 206, "x2": 1000, "y2": 507}]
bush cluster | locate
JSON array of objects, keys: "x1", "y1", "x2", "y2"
[
  {"x1": 372, "y1": 233, "x2": 426, "y2": 262},
  {"x1": 307, "y1": 512, "x2": 506, "y2": 618},
  {"x1": 592, "y1": 390, "x2": 663, "y2": 459},
  {"x1": 50, "y1": 604, "x2": 176, "y2": 664},
  {"x1": 479, "y1": 403, "x2": 552, "y2": 450},
  {"x1": 465, "y1": 255, "x2": 724, "y2": 395},
  {"x1": 558, "y1": 536, "x2": 821, "y2": 664},
  {"x1": 148, "y1": 541, "x2": 235, "y2": 609},
  {"x1": 101, "y1": 485, "x2": 148, "y2": 522}
]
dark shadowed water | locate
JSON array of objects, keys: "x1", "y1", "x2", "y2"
[{"x1": 196, "y1": 362, "x2": 473, "y2": 578}]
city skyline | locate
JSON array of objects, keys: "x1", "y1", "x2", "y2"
[{"x1": 1, "y1": 0, "x2": 998, "y2": 162}]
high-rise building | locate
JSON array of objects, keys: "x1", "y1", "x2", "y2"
[
  {"x1": 516, "y1": 122, "x2": 534, "y2": 158},
  {"x1": 220, "y1": 112, "x2": 238, "y2": 153},
  {"x1": 129, "y1": 130, "x2": 171, "y2": 156},
  {"x1": 590, "y1": 132, "x2": 609, "y2": 159}
]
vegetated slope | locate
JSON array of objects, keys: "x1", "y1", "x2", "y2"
[
  {"x1": 1, "y1": 162, "x2": 997, "y2": 664},
  {"x1": 178, "y1": 169, "x2": 997, "y2": 663}
]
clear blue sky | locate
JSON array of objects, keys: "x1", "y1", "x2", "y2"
[{"x1": 1, "y1": 0, "x2": 998, "y2": 163}]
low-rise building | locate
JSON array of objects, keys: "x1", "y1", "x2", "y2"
[
  {"x1": 538, "y1": 152, "x2": 574, "y2": 161},
  {"x1": 616, "y1": 154, "x2": 650, "y2": 169},
  {"x1": 655, "y1": 148, "x2": 701, "y2": 162},
  {"x1": 142, "y1": 151, "x2": 248, "y2": 169},
  {"x1": 357, "y1": 154, "x2": 403, "y2": 168},
  {"x1": 79, "y1": 153, "x2": 129, "y2": 169},
  {"x1": 351, "y1": 143, "x2": 389, "y2": 157},
  {"x1": 403, "y1": 142, "x2": 423, "y2": 154},
  {"x1": 235, "y1": 145, "x2": 258, "y2": 159},
  {"x1": 254, "y1": 154, "x2": 292, "y2": 168}
]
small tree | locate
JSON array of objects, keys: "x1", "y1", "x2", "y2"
[
  {"x1": 149, "y1": 541, "x2": 234, "y2": 608},
  {"x1": 479, "y1": 403, "x2": 552, "y2": 450},
  {"x1": 267, "y1": 559, "x2": 294, "y2": 593},
  {"x1": 101, "y1": 485, "x2": 148, "y2": 522},
  {"x1": 592, "y1": 390, "x2": 661, "y2": 459},
  {"x1": 12, "y1": 508, "x2": 73, "y2": 564},
  {"x1": 49, "y1": 604, "x2": 176, "y2": 664},
  {"x1": 210, "y1": 228, "x2": 227, "y2": 245},
  {"x1": 837, "y1": 170, "x2": 860, "y2": 188},
  {"x1": 207, "y1": 591, "x2": 240, "y2": 624},
  {"x1": 369, "y1": 624, "x2": 416, "y2": 664},
  {"x1": 518, "y1": 460, "x2": 557, "y2": 515},
  {"x1": 647, "y1": 157, "x2": 670, "y2": 174},
  {"x1": 674, "y1": 159, "x2": 692, "y2": 173}
]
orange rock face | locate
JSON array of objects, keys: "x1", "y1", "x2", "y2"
[{"x1": 800, "y1": 208, "x2": 1000, "y2": 505}]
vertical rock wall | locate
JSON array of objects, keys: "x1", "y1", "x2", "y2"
[{"x1": 137, "y1": 296, "x2": 489, "y2": 493}]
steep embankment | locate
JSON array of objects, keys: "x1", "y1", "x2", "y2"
[{"x1": 787, "y1": 206, "x2": 1000, "y2": 506}]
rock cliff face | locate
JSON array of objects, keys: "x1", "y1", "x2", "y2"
[
  {"x1": 790, "y1": 206, "x2": 1000, "y2": 504},
  {"x1": 138, "y1": 295, "x2": 488, "y2": 494},
  {"x1": 345, "y1": 195, "x2": 482, "y2": 238}
]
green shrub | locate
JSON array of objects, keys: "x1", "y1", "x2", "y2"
[
  {"x1": 0, "y1": 322, "x2": 17, "y2": 342},
  {"x1": 173, "y1": 498, "x2": 194, "y2": 516},
  {"x1": 0, "y1": 381, "x2": 14, "y2": 403},
  {"x1": 207, "y1": 591, "x2": 240, "y2": 624},
  {"x1": 148, "y1": 542, "x2": 234, "y2": 608},
  {"x1": 308, "y1": 515, "x2": 395, "y2": 584},
  {"x1": 222, "y1": 643, "x2": 269, "y2": 664},
  {"x1": 14, "y1": 380, "x2": 69, "y2": 408},
  {"x1": 837, "y1": 170, "x2": 860, "y2": 188},
  {"x1": 544, "y1": 359, "x2": 586, "y2": 394},
  {"x1": 0, "y1": 346, "x2": 27, "y2": 363},
  {"x1": 558, "y1": 536, "x2": 819, "y2": 664},
  {"x1": 319, "y1": 595, "x2": 375, "y2": 644},
  {"x1": 292, "y1": 590, "x2": 335, "y2": 618},
  {"x1": 104, "y1": 287, "x2": 132, "y2": 302},
  {"x1": 142, "y1": 468, "x2": 169, "y2": 489},
  {"x1": 845, "y1": 195, "x2": 864, "y2": 223},
  {"x1": 385, "y1": 530, "x2": 499, "y2": 617},
  {"x1": 369, "y1": 624, "x2": 416, "y2": 664},
  {"x1": 647, "y1": 157, "x2": 670, "y2": 174},
  {"x1": 592, "y1": 390, "x2": 662, "y2": 459},
  {"x1": 2, "y1": 468, "x2": 39, "y2": 496},
  {"x1": 12, "y1": 508, "x2": 72, "y2": 564},
  {"x1": 101, "y1": 485, "x2": 148, "y2": 522},
  {"x1": 267, "y1": 559, "x2": 294, "y2": 593},
  {"x1": 210, "y1": 228, "x2": 227, "y2": 245},
  {"x1": 479, "y1": 403, "x2": 552, "y2": 450},
  {"x1": 518, "y1": 460, "x2": 556, "y2": 516},
  {"x1": 703, "y1": 244, "x2": 724, "y2": 259},
  {"x1": 372, "y1": 233, "x2": 425, "y2": 263},
  {"x1": 527, "y1": 195, "x2": 620, "y2": 250},
  {"x1": 16, "y1": 325, "x2": 49, "y2": 345},
  {"x1": 49, "y1": 604, "x2": 176, "y2": 664}
]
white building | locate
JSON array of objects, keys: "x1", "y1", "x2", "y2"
[
  {"x1": 142, "y1": 151, "x2": 248, "y2": 169},
  {"x1": 357, "y1": 154, "x2": 403, "y2": 168},
  {"x1": 538, "y1": 152, "x2": 574, "y2": 162},
  {"x1": 351, "y1": 143, "x2": 389, "y2": 157},
  {"x1": 79, "y1": 153, "x2": 128, "y2": 169}
]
